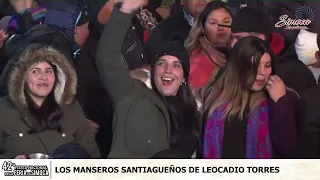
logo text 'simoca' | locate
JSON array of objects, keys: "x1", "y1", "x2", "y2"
[{"x1": 275, "y1": 6, "x2": 315, "y2": 30}]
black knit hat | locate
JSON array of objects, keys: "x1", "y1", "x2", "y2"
[
  {"x1": 151, "y1": 42, "x2": 190, "y2": 79},
  {"x1": 231, "y1": 7, "x2": 272, "y2": 39}
]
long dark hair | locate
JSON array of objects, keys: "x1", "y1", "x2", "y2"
[
  {"x1": 25, "y1": 62, "x2": 63, "y2": 134},
  {"x1": 200, "y1": 36, "x2": 275, "y2": 120},
  {"x1": 150, "y1": 64, "x2": 201, "y2": 146}
]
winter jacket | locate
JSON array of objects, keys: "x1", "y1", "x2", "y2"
[
  {"x1": 296, "y1": 84, "x2": 320, "y2": 158},
  {"x1": 96, "y1": 8, "x2": 170, "y2": 158},
  {"x1": 75, "y1": 32, "x2": 113, "y2": 158},
  {"x1": 0, "y1": 44, "x2": 100, "y2": 158},
  {"x1": 0, "y1": 24, "x2": 75, "y2": 98}
]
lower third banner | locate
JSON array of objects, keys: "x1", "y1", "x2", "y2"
[{"x1": 0, "y1": 159, "x2": 319, "y2": 179}]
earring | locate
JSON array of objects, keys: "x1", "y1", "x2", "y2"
[{"x1": 181, "y1": 80, "x2": 186, "y2": 86}]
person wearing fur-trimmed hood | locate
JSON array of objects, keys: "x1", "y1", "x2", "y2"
[{"x1": 0, "y1": 44, "x2": 100, "y2": 159}]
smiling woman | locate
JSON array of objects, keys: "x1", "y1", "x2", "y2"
[
  {"x1": 0, "y1": 44, "x2": 100, "y2": 159},
  {"x1": 95, "y1": 1, "x2": 201, "y2": 158}
]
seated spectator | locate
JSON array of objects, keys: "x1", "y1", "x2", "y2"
[
  {"x1": 229, "y1": 7, "x2": 316, "y2": 96},
  {"x1": 295, "y1": 30, "x2": 320, "y2": 82},
  {"x1": 44, "y1": 1, "x2": 90, "y2": 58},
  {"x1": 146, "y1": 0, "x2": 209, "y2": 60},
  {"x1": 185, "y1": 1, "x2": 234, "y2": 90},
  {"x1": 296, "y1": 32, "x2": 320, "y2": 158},
  {"x1": 96, "y1": 1, "x2": 200, "y2": 158},
  {"x1": 8, "y1": 0, "x2": 46, "y2": 35},
  {"x1": 0, "y1": 44, "x2": 100, "y2": 159},
  {"x1": 200, "y1": 36, "x2": 298, "y2": 158},
  {"x1": 0, "y1": 2, "x2": 90, "y2": 97},
  {"x1": 75, "y1": 22, "x2": 114, "y2": 158}
]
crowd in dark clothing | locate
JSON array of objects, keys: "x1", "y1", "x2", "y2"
[{"x1": 0, "y1": 0, "x2": 320, "y2": 159}]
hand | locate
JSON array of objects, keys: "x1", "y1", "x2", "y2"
[
  {"x1": 266, "y1": 75, "x2": 286, "y2": 102},
  {"x1": 10, "y1": 0, "x2": 33, "y2": 14},
  {"x1": 87, "y1": 119, "x2": 100, "y2": 135},
  {"x1": 311, "y1": 60, "x2": 320, "y2": 69},
  {"x1": 119, "y1": 0, "x2": 148, "y2": 14},
  {"x1": 14, "y1": 155, "x2": 27, "y2": 159},
  {"x1": 130, "y1": 68, "x2": 150, "y2": 82},
  {"x1": 0, "y1": 30, "x2": 8, "y2": 49}
]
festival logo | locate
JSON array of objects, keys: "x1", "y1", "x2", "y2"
[
  {"x1": 275, "y1": 6, "x2": 315, "y2": 30},
  {"x1": 2, "y1": 161, "x2": 49, "y2": 177}
]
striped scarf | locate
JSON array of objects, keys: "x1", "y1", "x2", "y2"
[
  {"x1": 8, "y1": 5, "x2": 47, "y2": 34},
  {"x1": 203, "y1": 100, "x2": 272, "y2": 159}
]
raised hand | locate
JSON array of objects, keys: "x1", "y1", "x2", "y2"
[
  {"x1": 119, "y1": 0, "x2": 148, "y2": 14},
  {"x1": 266, "y1": 75, "x2": 286, "y2": 102}
]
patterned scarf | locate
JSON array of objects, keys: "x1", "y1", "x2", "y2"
[
  {"x1": 135, "y1": 7, "x2": 158, "y2": 33},
  {"x1": 8, "y1": 5, "x2": 47, "y2": 34},
  {"x1": 204, "y1": 100, "x2": 272, "y2": 159}
]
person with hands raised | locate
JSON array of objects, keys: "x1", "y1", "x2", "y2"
[
  {"x1": 200, "y1": 36, "x2": 298, "y2": 159},
  {"x1": 96, "y1": 0, "x2": 200, "y2": 158}
]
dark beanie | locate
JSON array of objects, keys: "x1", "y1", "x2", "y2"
[
  {"x1": 231, "y1": 7, "x2": 272, "y2": 39},
  {"x1": 150, "y1": 42, "x2": 190, "y2": 79}
]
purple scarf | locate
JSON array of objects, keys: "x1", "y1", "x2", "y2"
[
  {"x1": 204, "y1": 100, "x2": 272, "y2": 159},
  {"x1": 8, "y1": 6, "x2": 47, "y2": 34}
]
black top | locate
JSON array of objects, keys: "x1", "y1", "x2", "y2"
[{"x1": 222, "y1": 115, "x2": 248, "y2": 158}]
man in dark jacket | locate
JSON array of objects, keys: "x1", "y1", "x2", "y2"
[
  {"x1": 296, "y1": 32, "x2": 320, "y2": 158},
  {"x1": 230, "y1": 7, "x2": 316, "y2": 96},
  {"x1": 145, "y1": 0, "x2": 208, "y2": 61},
  {"x1": 74, "y1": 23, "x2": 114, "y2": 158}
]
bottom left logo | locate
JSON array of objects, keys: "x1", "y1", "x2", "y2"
[{"x1": 2, "y1": 161, "x2": 49, "y2": 176}]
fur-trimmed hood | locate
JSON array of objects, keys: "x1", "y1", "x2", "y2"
[{"x1": 8, "y1": 44, "x2": 77, "y2": 111}]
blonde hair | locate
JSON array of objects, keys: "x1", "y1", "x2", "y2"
[
  {"x1": 185, "y1": 19, "x2": 203, "y2": 53},
  {"x1": 199, "y1": 36, "x2": 275, "y2": 120},
  {"x1": 199, "y1": 73, "x2": 266, "y2": 120}
]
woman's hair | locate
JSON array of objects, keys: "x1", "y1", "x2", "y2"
[
  {"x1": 150, "y1": 65, "x2": 201, "y2": 146},
  {"x1": 25, "y1": 61, "x2": 63, "y2": 134},
  {"x1": 185, "y1": 0, "x2": 233, "y2": 53},
  {"x1": 199, "y1": 36, "x2": 275, "y2": 120}
]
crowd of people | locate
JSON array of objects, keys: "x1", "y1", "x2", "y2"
[{"x1": 0, "y1": 0, "x2": 319, "y2": 159}]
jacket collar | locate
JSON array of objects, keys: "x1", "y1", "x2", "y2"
[{"x1": 183, "y1": 9, "x2": 195, "y2": 27}]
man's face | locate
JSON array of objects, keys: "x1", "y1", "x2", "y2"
[
  {"x1": 74, "y1": 22, "x2": 89, "y2": 48},
  {"x1": 184, "y1": 0, "x2": 210, "y2": 18}
]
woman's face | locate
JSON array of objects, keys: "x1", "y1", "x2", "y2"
[
  {"x1": 153, "y1": 55, "x2": 184, "y2": 96},
  {"x1": 26, "y1": 62, "x2": 55, "y2": 99},
  {"x1": 203, "y1": 8, "x2": 232, "y2": 46},
  {"x1": 251, "y1": 53, "x2": 272, "y2": 91}
]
